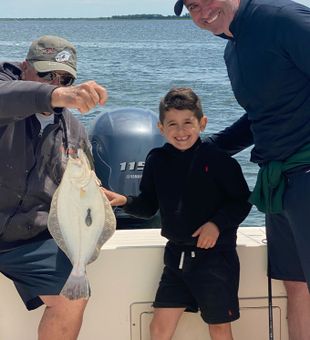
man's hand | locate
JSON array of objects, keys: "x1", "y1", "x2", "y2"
[
  {"x1": 51, "y1": 80, "x2": 108, "y2": 114},
  {"x1": 192, "y1": 221, "x2": 220, "y2": 249}
]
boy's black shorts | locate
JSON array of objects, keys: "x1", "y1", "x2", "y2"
[{"x1": 153, "y1": 242, "x2": 240, "y2": 324}]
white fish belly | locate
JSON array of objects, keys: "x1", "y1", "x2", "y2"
[{"x1": 56, "y1": 173, "x2": 108, "y2": 267}]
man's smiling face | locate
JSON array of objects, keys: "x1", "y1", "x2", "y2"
[{"x1": 184, "y1": 0, "x2": 240, "y2": 37}]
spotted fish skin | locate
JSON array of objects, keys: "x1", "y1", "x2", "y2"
[{"x1": 48, "y1": 149, "x2": 116, "y2": 300}]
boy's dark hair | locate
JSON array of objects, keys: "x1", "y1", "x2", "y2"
[{"x1": 159, "y1": 87, "x2": 204, "y2": 123}]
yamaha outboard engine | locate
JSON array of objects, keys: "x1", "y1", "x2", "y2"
[{"x1": 89, "y1": 108, "x2": 165, "y2": 229}]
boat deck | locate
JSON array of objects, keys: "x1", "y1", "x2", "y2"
[{"x1": 0, "y1": 227, "x2": 288, "y2": 340}]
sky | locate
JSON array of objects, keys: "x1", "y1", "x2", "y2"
[
  {"x1": 2, "y1": 0, "x2": 310, "y2": 18},
  {"x1": 3, "y1": 0, "x2": 176, "y2": 18}
]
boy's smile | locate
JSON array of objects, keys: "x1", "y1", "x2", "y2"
[{"x1": 158, "y1": 108, "x2": 207, "y2": 151}]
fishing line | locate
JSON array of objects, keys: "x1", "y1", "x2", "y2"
[
  {"x1": 263, "y1": 237, "x2": 274, "y2": 340},
  {"x1": 268, "y1": 255, "x2": 274, "y2": 340}
]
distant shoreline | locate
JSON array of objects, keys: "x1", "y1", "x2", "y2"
[{"x1": 0, "y1": 14, "x2": 190, "y2": 20}]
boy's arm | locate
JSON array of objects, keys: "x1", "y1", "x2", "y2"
[
  {"x1": 123, "y1": 192, "x2": 158, "y2": 219},
  {"x1": 209, "y1": 154, "x2": 252, "y2": 232},
  {"x1": 104, "y1": 154, "x2": 159, "y2": 219},
  {"x1": 102, "y1": 188, "x2": 127, "y2": 206}
]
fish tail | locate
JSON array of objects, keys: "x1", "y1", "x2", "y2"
[{"x1": 61, "y1": 273, "x2": 90, "y2": 300}]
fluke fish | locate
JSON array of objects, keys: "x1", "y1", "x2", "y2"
[{"x1": 48, "y1": 148, "x2": 116, "y2": 300}]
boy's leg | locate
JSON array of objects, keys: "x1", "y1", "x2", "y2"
[
  {"x1": 209, "y1": 323, "x2": 233, "y2": 340},
  {"x1": 185, "y1": 249, "x2": 239, "y2": 339},
  {"x1": 150, "y1": 307, "x2": 185, "y2": 340},
  {"x1": 39, "y1": 295, "x2": 87, "y2": 340},
  {"x1": 152, "y1": 244, "x2": 200, "y2": 339}
]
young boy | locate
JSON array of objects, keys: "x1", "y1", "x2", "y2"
[{"x1": 105, "y1": 88, "x2": 251, "y2": 340}]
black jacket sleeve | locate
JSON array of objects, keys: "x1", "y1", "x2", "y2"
[
  {"x1": 203, "y1": 113, "x2": 253, "y2": 156},
  {"x1": 277, "y1": 3, "x2": 310, "y2": 77},
  {"x1": 209, "y1": 152, "x2": 252, "y2": 232},
  {"x1": 123, "y1": 153, "x2": 159, "y2": 218}
]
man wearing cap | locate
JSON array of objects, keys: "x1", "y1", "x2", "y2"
[
  {"x1": 173, "y1": 0, "x2": 310, "y2": 339},
  {"x1": 0, "y1": 35, "x2": 108, "y2": 340}
]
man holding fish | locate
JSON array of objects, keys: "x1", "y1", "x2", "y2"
[{"x1": 0, "y1": 35, "x2": 108, "y2": 340}]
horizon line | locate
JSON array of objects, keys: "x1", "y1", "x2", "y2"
[{"x1": 0, "y1": 14, "x2": 190, "y2": 20}]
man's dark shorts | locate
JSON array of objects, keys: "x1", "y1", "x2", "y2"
[
  {"x1": 266, "y1": 167, "x2": 310, "y2": 290},
  {"x1": 0, "y1": 237, "x2": 72, "y2": 310},
  {"x1": 153, "y1": 242, "x2": 240, "y2": 324}
]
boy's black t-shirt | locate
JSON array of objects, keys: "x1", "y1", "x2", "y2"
[{"x1": 124, "y1": 138, "x2": 251, "y2": 250}]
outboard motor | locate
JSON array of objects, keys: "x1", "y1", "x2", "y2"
[{"x1": 89, "y1": 108, "x2": 165, "y2": 229}]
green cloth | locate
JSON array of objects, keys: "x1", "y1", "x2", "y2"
[{"x1": 249, "y1": 143, "x2": 310, "y2": 213}]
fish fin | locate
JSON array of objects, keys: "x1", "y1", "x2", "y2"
[
  {"x1": 80, "y1": 141, "x2": 95, "y2": 170},
  {"x1": 48, "y1": 187, "x2": 73, "y2": 263},
  {"x1": 88, "y1": 244, "x2": 102, "y2": 265},
  {"x1": 87, "y1": 192, "x2": 116, "y2": 265},
  {"x1": 61, "y1": 271, "x2": 90, "y2": 300}
]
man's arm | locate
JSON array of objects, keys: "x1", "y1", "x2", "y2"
[
  {"x1": 0, "y1": 80, "x2": 108, "y2": 124},
  {"x1": 203, "y1": 113, "x2": 253, "y2": 155},
  {"x1": 51, "y1": 81, "x2": 108, "y2": 114},
  {"x1": 0, "y1": 81, "x2": 56, "y2": 123},
  {"x1": 278, "y1": 3, "x2": 310, "y2": 76},
  {"x1": 209, "y1": 153, "x2": 252, "y2": 232}
]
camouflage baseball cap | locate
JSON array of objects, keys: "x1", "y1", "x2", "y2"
[{"x1": 26, "y1": 35, "x2": 77, "y2": 78}]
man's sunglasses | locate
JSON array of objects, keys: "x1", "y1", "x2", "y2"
[{"x1": 37, "y1": 71, "x2": 75, "y2": 86}]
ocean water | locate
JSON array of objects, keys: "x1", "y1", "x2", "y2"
[{"x1": 0, "y1": 18, "x2": 264, "y2": 226}]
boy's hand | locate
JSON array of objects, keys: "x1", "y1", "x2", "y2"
[
  {"x1": 100, "y1": 187, "x2": 127, "y2": 206},
  {"x1": 192, "y1": 222, "x2": 220, "y2": 249}
]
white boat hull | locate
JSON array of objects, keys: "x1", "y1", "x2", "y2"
[{"x1": 0, "y1": 227, "x2": 288, "y2": 339}]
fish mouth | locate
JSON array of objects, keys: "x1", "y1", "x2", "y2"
[
  {"x1": 72, "y1": 148, "x2": 82, "y2": 158},
  {"x1": 70, "y1": 148, "x2": 85, "y2": 161}
]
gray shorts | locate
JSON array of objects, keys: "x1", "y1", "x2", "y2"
[
  {"x1": 266, "y1": 167, "x2": 310, "y2": 290},
  {"x1": 0, "y1": 237, "x2": 72, "y2": 310}
]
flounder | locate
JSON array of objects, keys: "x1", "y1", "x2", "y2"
[{"x1": 48, "y1": 148, "x2": 116, "y2": 300}]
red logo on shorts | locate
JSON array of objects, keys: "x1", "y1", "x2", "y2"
[{"x1": 204, "y1": 164, "x2": 209, "y2": 173}]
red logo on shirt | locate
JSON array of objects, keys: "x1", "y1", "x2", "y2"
[{"x1": 204, "y1": 165, "x2": 209, "y2": 173}]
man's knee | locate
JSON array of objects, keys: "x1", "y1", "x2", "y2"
[
  {"x1": 283, "y1": 280, "x2": 310, "y2": 297},
  {"x1": 38, "y1": 296, "x2": 88, "y2": 340},
  {"x1": 40, "y1": 295, "x2": 88, "y2": 313},
  {"x1": 150, "y1": 318, "x2": 177, "y2": 340},
  {"x1": 209, "y1": 323, "x2": 232, "y2": 337},
  {"x1": 150, "y1": 318, "x2": 167, "y2": 338}
]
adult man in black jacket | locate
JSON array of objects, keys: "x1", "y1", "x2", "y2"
[
  {"x1": 0, "y1": 35, "x2": 107, "y2": 340},
  {"x1": 173, "y1": 0, "x2": 310, "y2": 339}
]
